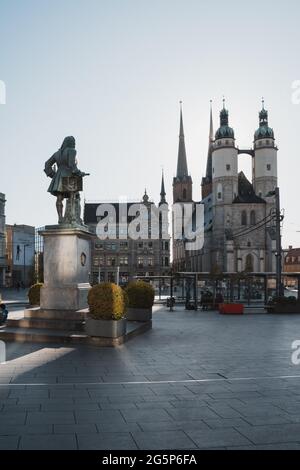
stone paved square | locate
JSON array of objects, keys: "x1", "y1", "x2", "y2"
[{"x1": 1, "y1": 305, "x2": 300, "y2": 449}]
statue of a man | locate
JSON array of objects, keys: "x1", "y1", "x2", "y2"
[{"x1": 44, "y1": 136, "x2": 87, "y2": 224}]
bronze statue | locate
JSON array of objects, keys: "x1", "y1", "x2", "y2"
[{"x1": 44, "y1": 136, "x2": 88, "y2": 225}]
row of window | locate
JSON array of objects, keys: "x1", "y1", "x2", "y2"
[
  {"x1": 286, "y1": 256, "x2": 300, "y2": 264},
  {"x1": 213, "y1": 164, "x2": 271, "y2": 176},
  {"x1": 94, "y1": 241, "x2": 169, "y2": 251},
  {"x1": 216, "y1": 140, "x2": 233, "y2": 146},
  {"x1": 93, "y1": 256, "x2": 169, "y2": 268},
  {"x1": 256, "y1": 140, "x2": 273, "y2": 147},
  {"x1": 94, "y1": 256, "x2": 129, "y2": 267}
]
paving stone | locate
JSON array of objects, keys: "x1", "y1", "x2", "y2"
[
  {"x1": 75, "y1": 409, "x2": 125, "y2": 424},
  {"x1": 19, "y1": 434, "x2": 77, "y2": 450},
  {"x1": 203, "y1": 418, "x2": 249, "y2": 429},
  {"x1": 26, "y1": 411, "x2": 75, "y2": 425},
  {"x1": 53, "y1": 423, "x2": 97, "y2": 434},
  {"x1": 0, "y1": 424, "x2": 52, "y2": 436},
  {"x1": 0, "y1": 436, "x2": 19, "y2": 449},
  {"x1": 242, "y1": 415, "x2": 293, "y2": 426},
  {"x1": 78, "y1": 432, "x2": 138, "y2": 450},
  {"x1": 138, "y1": 420, "x2": 210, "y2": 432},
  {"x1": 96, "y1": 421, "x2": 140, "y2": 433},
  {"x1": 132, "y1": 430, "x2": 197, "y2": 450},
  {"x1": 121, "y1": 408, "x2": 173, "y2": 423},
  {"x1": 186, "y1": 428, "x2": 252, "y2": 448},
  {"x1": 167, "y1": 406, "x2": 219, "y2": 421},
  {"x1": 41, "y1": 402, "x2": 100, "y2": 411},
  {"x1": 0, "y1": 412, "x2": 26, "y2": 425},
  {"x1": 236, "y1": 424, "x2": 300, "y2": 445}
]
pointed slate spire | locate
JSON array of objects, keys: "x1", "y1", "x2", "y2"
[
  {"x1": 160, "y1": 170, "x2": 167, "y2": 204},
  {"x1": 205, "y1": 101, "x2": 214, "y2": 180},
  {"x1": 176, "y1": 102, "x2": 188, "y2": 179}
]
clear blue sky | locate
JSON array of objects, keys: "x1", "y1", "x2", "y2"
[{"x1": 0, "y1": 0, "x2": 299, "y2": 246}]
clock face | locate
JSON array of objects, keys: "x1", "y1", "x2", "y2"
[{"x1": 80, "y1": 252, "x2": 87, "y2": 267}]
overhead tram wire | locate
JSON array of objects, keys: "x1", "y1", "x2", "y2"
[{"x1": 231, "y1": 215, "x2": 275, "y2": 240}]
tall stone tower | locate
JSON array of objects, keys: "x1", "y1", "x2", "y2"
[
  {"x1": 211, "y1": 101, "x2": 238, "y2": 270},
  {"x1": 253, "y1": 101, "x2": 278, "y2": 198},
  {"x1": 173, "y1": 103, "x2": 193, "y2": 203}
]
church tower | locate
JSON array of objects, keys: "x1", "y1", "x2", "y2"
[
  {"x1": 211, "y1": 100, "x2": 238, "y2": 271},
  {"x1": 173, "y1": 103, "x2": 193, "y2": 203},
  {"x1": 212, "y1": 100, "x2": 238, "y2": 206},
  {"x1": 253, "y1": 100, "x2": 278, "y2": 198},
  {"x1": 201, "y1": 102, "x2": 214, "y2": 199}
]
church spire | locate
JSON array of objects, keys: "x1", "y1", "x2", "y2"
[
  {"x1": 205, "y1": 101, "x2": 214, "y2": 180},
  {"x1": 201, "y1": 101, "x2": 214, "y2": 199},
  {"x1": 176, "y1": 102, "x2": 188, "y2": 178},
  {"x1": 160, "y1": 170, "x2": 166, "y2": 204}
]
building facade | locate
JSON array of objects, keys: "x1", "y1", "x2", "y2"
[
  {"x1": 84, "y1": 183, "x2": 170, "y2": 285},
  {"x1": 173, "y1": 100, "x2": 278, "y2": 274},
  {"x1": 5, "y1": 224, "x2": 35, "y2": 287},
  {"x1": 0, "y1": 193, "x2": 6, "y2": 286},
  {"x1": 284, "y1": 246, "x2": 300, "y2": 287}
]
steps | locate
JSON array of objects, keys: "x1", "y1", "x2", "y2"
[
  {"x1": 0, "y1": 325, "x2": 87, "y2": 344},
  {"x1": 7, "y1": 318, "x2": 85, "y2": 331},
  {"x1": 0, "y1": 305, "x2": 152, "y2": 347}
]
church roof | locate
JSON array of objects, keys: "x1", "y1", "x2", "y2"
[
  {"x1": 215, "y1": 102, "x2": 235, "y2": 140},
  {"x1": 233, "y1": 172, "x2": 266, "y2": 204},
  {"x1": 254, "y1": 101, "x2": 275, "y2": 141}
]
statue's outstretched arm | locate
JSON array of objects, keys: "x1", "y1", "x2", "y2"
[{"x1": 44, "y1": 154, "x2": 57, "y2": 178}]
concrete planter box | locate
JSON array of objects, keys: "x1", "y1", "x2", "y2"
[
  {"x1": 126, "y1": 307, "x2": 152, "y2": 322},
  {"x1": 85, "y1": 317, "x2": 126, "y2": 338},
  {"x1": 219, "y1": 303, "x2": 244, "y2": 315}
]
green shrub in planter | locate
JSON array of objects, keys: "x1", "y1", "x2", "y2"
[
  {"x1": 125, "y1": 281, "x2": 155, "y2": 309},
  {"x1": 125, "y1": 281, "x2": 154, "y2": 322},
  {"x1": 87, "y1": 282, "x2": 126, "y2": 320},
  {"x1": 266, "y1": 295, "x2": 300, "y2": 313},
  {"x1": 28, "y1": 283, "x2": 44, "y2": 306}
]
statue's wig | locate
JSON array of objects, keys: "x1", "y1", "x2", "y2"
[{"x1": 60, "y1": 136, "x2": 75, "y2": 150}]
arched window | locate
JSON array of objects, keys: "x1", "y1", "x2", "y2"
[
  {"x1": 250, "y1": 210, "x2": 256, "y2": 225},
  {"x1": 217, "y1": 183, "x2": 222, "y2": 201},
  {"x1": 245, "y1": 254, "x2": 254, "y2": 273},
  {"x1": 241, "y1": 210, "x2": 247, "y2": 226},
  {"x1": 183, "y1": 188, "x2": 187, "y2": 200}
]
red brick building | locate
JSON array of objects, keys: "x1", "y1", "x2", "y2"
[{"x1": 284, "y1": 246, "x2": 300, "y2": 287}]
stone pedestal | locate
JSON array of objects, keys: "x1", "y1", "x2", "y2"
[{"x1": 40, "y1": 225, "x2": 92, "y2": 311}]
